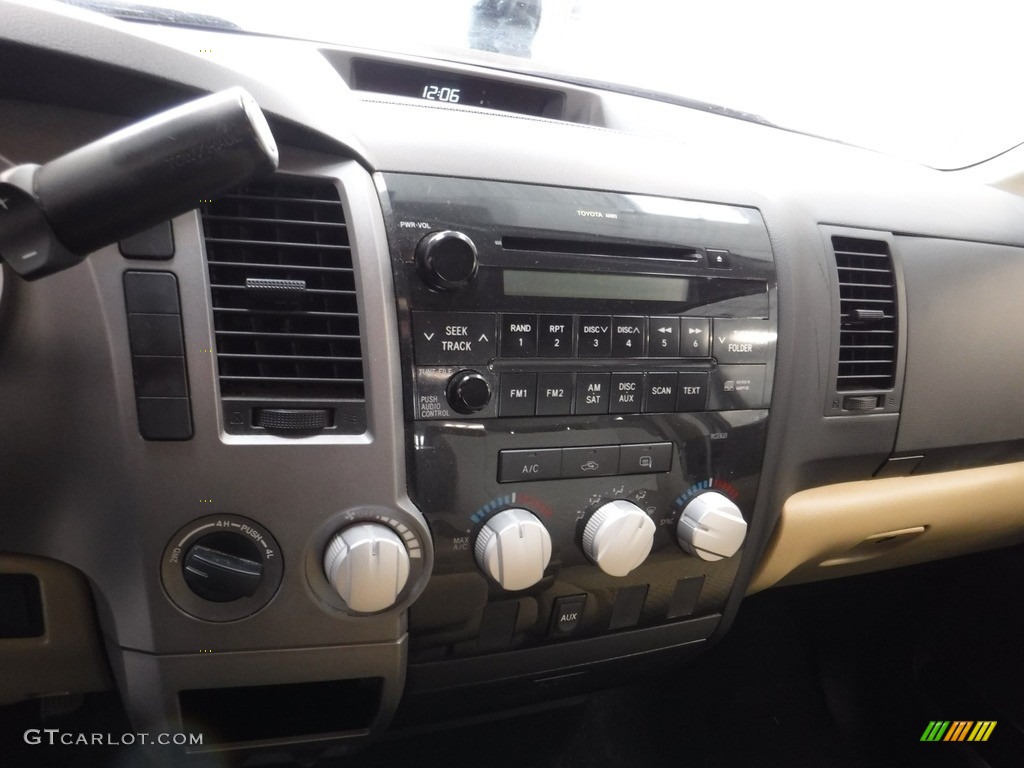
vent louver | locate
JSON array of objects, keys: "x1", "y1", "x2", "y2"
[
  {"x1": 832, "y1": 236, "x2": 897, "y2": 391},
  {"x1": 201, "y1": 177, "x2": 364, "y2": 402}
]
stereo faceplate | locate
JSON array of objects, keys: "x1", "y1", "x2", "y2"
[{"x1": 379, "y1": 173, "x2": 776, "y2": 659}]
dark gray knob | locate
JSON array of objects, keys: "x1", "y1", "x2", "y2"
[
  {"x1": 416, "y1": 230, "x2": 478, "y2": 291},
  {"x1": 446, "y1": 370, "x2": 491, "y2": 414}
]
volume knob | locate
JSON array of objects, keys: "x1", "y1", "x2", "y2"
[{"x1": 416, "y1": 230, "x2": 478, "y2": 291}]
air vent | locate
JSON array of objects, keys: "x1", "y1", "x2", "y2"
[
  {"x1": 201, "y1": 177, "x2": 363, "y2": 402},
  {"x1": 832, "y1": 236, "x2": 897, "y2": 390}
]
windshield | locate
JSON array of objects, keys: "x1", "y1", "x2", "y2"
[{"x1": 63, "y1": 0, "x2": 1024, "y2": 170}]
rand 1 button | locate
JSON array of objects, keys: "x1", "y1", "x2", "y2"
[
  {"x1": 680, "y1": 318, "x2": 710, "y2": 357},
  {"x1": 677, "y1": 372, "x2": 709, "y2": 411},
  {"x1": 578, "y1": 315, "x2": 612, "y2": 357},
  {"x1": 536, "y1": 372, "x2": 574, "y2": 416},
  {"x1": 574, "y1": 373, "x2": 611, "y2": 415},
  {"x1": 609, "y1": 373, "x2": 644, "y2": 414},
  {"x1": 561, "y1": 445, "x2": 619, "y2": 479},
  {"x1": 500, "y1": 313, "x2": 538, "y2": 357},
  {"x1": 643, "y1": 372, "x2": 677, "y2": 413},
  {"x1": 712, "y1": 318, "x2": 775, "y2": 364},
  {"x1": 412, "y1": 311, "x2": 496, "y2": 365},
  {"x1": 611, "y1": 316, "x2": 645, "y2": 357},
  {"x1": 537, "y1": 315, "x2": 574, "y2": 357},
  {"x1": 648, "y1": 316, "x2": 680, "y2": 357},
  {"x1": 499, "y1": 373, "x2": 538, "y2": 417},
  {"x1": 708, "y1": 364, "x2": 767, "y2": 410},
  {"x1": 498, "y1": 448, "x2": 562, "y2": 483},
  {"x1": 619, "y1": 442, "x2": 673, "y2": 474}
]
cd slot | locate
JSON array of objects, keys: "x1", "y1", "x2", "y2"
[{"x1": 502, "y1": 236, "x2": 701, "y2": 262}]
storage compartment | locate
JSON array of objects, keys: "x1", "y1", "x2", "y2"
[{"x1": 178, "y1": 678, "x2": 383, "y2": 746}]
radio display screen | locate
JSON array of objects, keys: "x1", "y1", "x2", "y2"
[{"x1": 503, "y1": 269, "x2": 691, "y2": 302}]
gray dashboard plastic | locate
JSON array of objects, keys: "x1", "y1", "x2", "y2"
[{"x1": 4, "y1": 0, "x2": 1024, "y2": 749}]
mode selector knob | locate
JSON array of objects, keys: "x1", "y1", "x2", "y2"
[
  {"x1": 446, "y1": 370, "x2": 491, "y2": 414},
  {"x1": 323, "y1": 523, "x2": 411, "y2": 613},
  {"x1": 475, "y1": 508, "x2": 552, "y2": 591},
  {"x1": 676, "y1": 492, "x2": 747, "y2": 561},
  {"x1": 582, "y1": 500, "x2": 656, "y2": 577},
  {"x1": 416, "y1": 230, "x2": 479, "y2": 291}
]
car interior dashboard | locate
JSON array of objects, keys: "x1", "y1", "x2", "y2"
[{"x1": 2, "y1": 2, "x2": 1024, "y2": 766}]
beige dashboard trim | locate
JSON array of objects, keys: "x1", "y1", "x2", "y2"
[{"x1": 749, "y1": 461, "x2": 1024, "y2": 593}]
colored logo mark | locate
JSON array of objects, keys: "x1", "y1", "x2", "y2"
[{"x1": 920, "y1": 721, "x2": 996, "y2": 742}]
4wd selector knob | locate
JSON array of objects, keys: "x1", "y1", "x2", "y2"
[
  {"x1": 475, "y1": 508, "x2": 552, "y2": 591},
  {"x1": 676, "y1": 491, "x2": 747, "y2": 561},
  {"x1": 323, "y1": 523, "x2": 411, "y2": 613},
  {"x1": 582, "y1": 500, "x2": 656, "y2": 577},
  {"x1": 446, "y1": 370, "x2": 491, "y2": 414},
  {"x1": 416, "y1": 230, "x2": 478, "y2": 291}
]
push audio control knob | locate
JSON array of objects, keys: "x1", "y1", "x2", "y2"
[
  {"x1": 676, "y1": 491, "x2": 747, "y2": 561},
  {"x1": 446, "y1": 370, "x2": 491, "y2": 414},
  {"x1": 416, "y1": 230, "x2": 479, "y2": 291},
  {"x1": 475, "y1": 508, "x2": 552, "y2": 591},
  {"x1": 582, "y1": 500, "x2": 656, "y2": 577},
  {"x1": 323, "y1": 523, "x2": 411, "y2": 613}
]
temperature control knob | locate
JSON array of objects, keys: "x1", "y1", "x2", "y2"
[
  {"x1": 475, "y1": 508, "x2": 552, "y2": 591},
  {"x1": 582, "y1": 500, "x2": 656, "y2": 577},
  {"x1": 323, "y1": 523, "x2": 411, "y2": 613},
  {"x1": 676, "y1": 492, "x2": 747, "y2": 561},
  {"x1": 446, "y1": 370, "x2": 491, "y2": 414},
  {"x1": 416, "y1": 230, "x2": 479, "y2": 291}
]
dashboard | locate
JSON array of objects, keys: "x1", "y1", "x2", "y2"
[{"x1": 2, "y1": 1, "x2": 1024, "y2": 763}]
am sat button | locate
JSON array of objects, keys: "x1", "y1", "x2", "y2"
[
  {"x1": 498, "y1": 448, "x2": 562, "y2": 483},
  {"x1": 619, "y1": 442, "x2": 672, "y2": 474},
  {"x1": 561, "y1": 445, "x2": 619, "y2": 479}
]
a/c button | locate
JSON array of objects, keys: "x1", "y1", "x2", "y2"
[{"x1": 498, "y1": 448, "x2": 562, "y2": 483}]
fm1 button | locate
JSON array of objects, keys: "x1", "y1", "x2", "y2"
[
  {"x1": 498, "y1": 448, "x2": 562, "y2": 483},
  {"x1": 499, "y1": 373, "x2": 538, "y2": 416},
  {"x1": 549, "y1": 594, "x2": 587, "y2": 639}
]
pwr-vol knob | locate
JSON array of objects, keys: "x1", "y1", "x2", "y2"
[
  {"x1": 416, "y1": 230, "x2": 478, "y2": 291},
  {"x1": 323, "y1": 523, "x2": 411, "y2": 613},
  {"x1": 582, "y1": 500, "x2": 656, "y2": 577},
  {"x1": 677, "y1": 492, "x2": 747, "y2": 561},
  {"x1": 475, "y1": 508, "x2": 552, "y2": 591}
]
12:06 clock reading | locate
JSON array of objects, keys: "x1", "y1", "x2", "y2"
[{"x1": 422, "y1": 85, "x2": 461, "y2": 103}]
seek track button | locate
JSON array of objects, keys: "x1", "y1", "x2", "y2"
[{"x1": 413, "y1": 311, "x2": 496, "y2": 364}]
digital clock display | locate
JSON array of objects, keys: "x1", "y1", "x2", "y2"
[{"x1": 351, "y1": 59, "x2": 566, "y2": 119}]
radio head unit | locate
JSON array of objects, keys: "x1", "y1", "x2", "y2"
[{"x1": 379, "y1": 174, "x2": 775, "y2": 673}]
